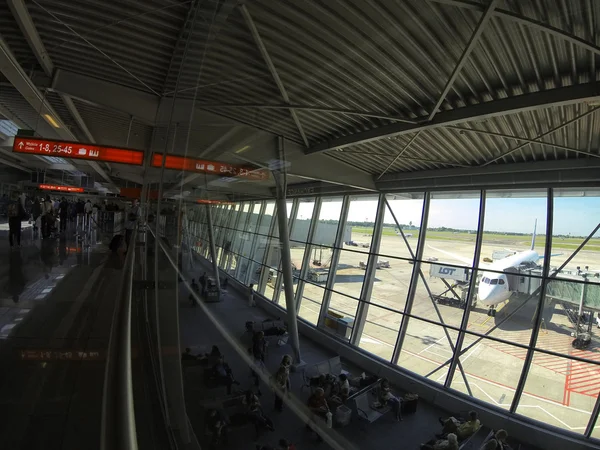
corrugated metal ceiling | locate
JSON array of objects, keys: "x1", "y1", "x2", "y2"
[{"x1": 0, "y1": 0, "x2": 599, "y2": 181}]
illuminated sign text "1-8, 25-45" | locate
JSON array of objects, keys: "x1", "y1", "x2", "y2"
[{"x1": 13, "y1": 137, "x2": 145, "y2": 165}]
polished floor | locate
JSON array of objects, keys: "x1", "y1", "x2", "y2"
[{"x1": 0, "y1": 223, "x2": 121, "y2": 450}]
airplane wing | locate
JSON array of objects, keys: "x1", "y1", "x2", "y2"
[
  {"x1": 539, "y1": 252, "x2": 563, "y2": 260},
  {"x1": 427, "y1": 245, "x2": 493, "y2": 269}
]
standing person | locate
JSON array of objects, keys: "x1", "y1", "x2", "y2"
[
  {"x1": 272, "y1": 364, "x2": 290, "y2": 412},
  {"x1": 7, "y1": 192, "x2": 24, "y2": 249},
  {"x1": 32, "y1": 197, "x2": 41, "y2": 233},
  {"x1": 59, "y1": 197, "x2": 69, "y2": 233},
  {"x1": 250, "y1": 331, "x2": 267, "y2": 392},
  {"x1": 199, "y1": 271, "x2": 207, "y2": 295},
  {"x1": 248, "y1": 283, "x2": 256, "y2": 307},
  {"x1": 84, "y1": 199, "x2": 93, "y2": 230},
  {"x1": 125, "y1": 199, "x2": 140, "y2": 248},
  {"x1": 41, "y1": 195, "x2": 54, "y2": 239}
]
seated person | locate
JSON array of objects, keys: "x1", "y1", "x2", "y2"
[
  {"x1": 306, "y1": 387, "x2": 330, "y2": 441},
  {"x1": 328, "y1": 373, "x2": 350, "y2": 407},
  {"x1": 480, "y1": 429, "x2": 511, "y2": 450},
  {"x1": 209, "y1": 355, "x2": 239, "y2": 394},
  {"x1": 421, "y1": 433, "x2": 459, "y2": 450},
  {"x1": 378, "y1": 378, "x2": 403, "y2": 422},
  {"x1": 439, "y1": 410, "x2": 481, "y2": 440},
  {"x1": 243, "y1": 390, "x2": 274, "y2": 437},
  {"x1": 205, "y1": 408, "x2": 229, "y2": 447},
  {"x1": 181, "y1": 347, "x2": 199, "y2": 361}
]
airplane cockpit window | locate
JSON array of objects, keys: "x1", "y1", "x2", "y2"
[
  {"x1": 482, "y1": 277, "x2": 490, "y2": 284},
  {"x1": 491, "y1": 279, "x2": 499, "y2": 285},
  {"x1": 499, "y1": 279, "x2": 505, "y2": 285}
]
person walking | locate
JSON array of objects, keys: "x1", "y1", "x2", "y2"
[
  {"x1": 125, "y1": 199, "x2": 140, "y2": 248},
  {"x1": 7, "y1": 192, "x2": 24, "y2": 248},
  {"x1": 59, "y1": 197, "x2": 69, "y2": 233},
  {"x1": 41, "y1": 195, "x2": 55, "y2": 239},
  {"x1": 272, "y1": 364, "x2": 290, "y2": 412},
  {"x1": 32, "y1": 197, "x2": 42, "y2": 233}
]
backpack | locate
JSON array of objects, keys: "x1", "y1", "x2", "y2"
[{"x1": 7, "y1": 202, "x2": 19, "y2": 218}]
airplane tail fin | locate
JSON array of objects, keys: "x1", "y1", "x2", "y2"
[{"x1": 531, "y1": 219, "x2": 537, "y2": 250}]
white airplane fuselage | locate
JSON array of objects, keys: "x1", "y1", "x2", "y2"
[{"x1": 478, "y1": 250, "x2": 540, "y2": 307}]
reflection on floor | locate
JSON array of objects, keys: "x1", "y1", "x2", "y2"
[{"x1": 0, "y1": 224, "x2": 122, "y2": 450}]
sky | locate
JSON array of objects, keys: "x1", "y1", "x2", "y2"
[{"x1": 308, "y1": 195, "x2": 600, "y2": 237}]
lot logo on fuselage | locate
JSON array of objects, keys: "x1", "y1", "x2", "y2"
[{"x1": 438, "y1": 267, "x2": 456, "y2": 275}]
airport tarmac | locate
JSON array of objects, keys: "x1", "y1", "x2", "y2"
[{"x1": 287, "y1": 231, "x2": 600, "y2": 436}]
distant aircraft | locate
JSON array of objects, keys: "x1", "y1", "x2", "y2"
[{"x1": 429, "y1": 220, "x2": 555, "y2": 316}]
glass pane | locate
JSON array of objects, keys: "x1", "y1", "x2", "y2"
[
  {"x1": 346, "y1": 196, "x2": 380, "y2": 252},
  {"x1": 412, "y1": 261, "x2": 471, "y2": 329},
  {"x1": 313, "y1": 197, "x2": 345, "y2": 248},
  {"x1": 421, "y1": 192, "x2": 481, "y2": 266},
  {"x1": 397, "y1": 317, "x2": 455, "y2": 382},
  {"x1": 291, "y1": 199, "x2": 315, "y2": 243},
  {"x1": 359, "y1": 305, "x2": 402, "y2": 362},
  {"x1": 449, "y1": 335, "x2": 527, "y2": 410},
  {"x1": 258, "y1": 202, "x2": 276, "y2": 236},
  {"x1": 331, "y1": 249, "x2": 366, "y2": 300},
  {"x1": 479, "y1": 190, "x2": 547, "y2": 268},
  {"x1": 552, "y1": 189, "x2": 600, "y2": 272},
  {"x1": 382, "y1": 193, "x2": 425, "y2": 260},
  {"x1": 324, "y1": 291, "x2": 359, "y2": 341},
  {"x1": 516, "y1": 352, "x2": 598, "y2": 435},
  {"x1": 540, "y1": 279, "x2": 600, "y2": 357},
  {"x1": 298, "y1": 283, "x2": 325, "y2": 325},
  {"x1": 248, "y1": 203, "x2": 261, "y2": 233},
  {"x1": 465, "y1": 269, "x2": 541, "y2": 344},
  {"x1": 265, "y1": 268, "x2": 281, "y2": 301},
  {"x1": 291, "y1": 242, "x2": 308, "y2": 295},
  {"x1": 370, "y1": 256, "x2": 414, "y2": 314}
]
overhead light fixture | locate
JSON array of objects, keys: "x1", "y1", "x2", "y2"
[
  {"x1": 235, "y1": 145, "x2": 250, "y2": 154},
  {"x1": 43, "y1": 114, "x2": 60, "y2": 128}
]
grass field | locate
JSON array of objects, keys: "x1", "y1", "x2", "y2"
[{"x1": 351, "y1": 226, "x2": 600, "y2": 251}]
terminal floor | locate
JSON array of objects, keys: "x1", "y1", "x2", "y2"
[
  {"x1": 0, "y1": 225, "x2": 121, "y2": 450},
  {"x1": 177, "y1": 258, "x2": 497, "y2": 450}
]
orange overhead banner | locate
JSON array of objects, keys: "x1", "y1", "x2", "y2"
[
  {"x1": 151, "y1": 153, "x2": 268, "y2": 181},
  {"x1": 39, "y1": 184, "x2": 84, "y2": 193},
  {"x1": 119, "y1": 187, "x2": 159, "y2": 199},
  {"x1": 13, "y1": 137, "x2": 144, "y2": 165}
]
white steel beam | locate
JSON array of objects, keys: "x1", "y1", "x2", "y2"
[
  {"x1": 240, "y1": 5, "x2": 309, "y2": 147},
  {"x1": 428, "y1": 0, "x2": 499, "y2": 121},
  {"x1": 307, "y1": 82, "x2": 600, "y2": 153}
]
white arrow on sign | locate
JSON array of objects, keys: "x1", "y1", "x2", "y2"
[{"x1": 18, "y1": 142, "x2": 23, "y2": 148}]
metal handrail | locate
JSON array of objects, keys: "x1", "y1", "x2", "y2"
[{"x1": 100, "y1": 228, "x2": 139, "y2": 450}]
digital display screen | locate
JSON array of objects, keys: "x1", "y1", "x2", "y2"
[{"x1": 13, "y1": 137, "x2": 144, "y2": 165}]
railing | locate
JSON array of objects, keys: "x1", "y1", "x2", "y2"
[{"x1": 100, "y1": 228, "x2": 138, "y2": 450}]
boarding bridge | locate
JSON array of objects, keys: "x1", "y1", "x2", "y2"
[{"x1": 428, "y1": 263, "x2": 473, "y2": 308}]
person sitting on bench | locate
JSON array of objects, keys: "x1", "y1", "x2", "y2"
[
  {"x1": 181, "y1": 347, "x2": 199, "y2": 361},
  {"x1": 305, "y1": 388, "x2": 330, "y2": 442},
  {"x1": 438, "y1": 411, "x2": 481, "y2": 440},
  {"x1": 243, "y1": 390, "x2": 275, "y2": 437},
  {"x1": 421, "y1": 433, "x2": 459, "y2": 450},
  {"x1": 378, "y1": 378, "x2": 402, "y2": 422},
  {"x1": 205, "y1": 408, "x2": 229, "y2": 448},
  {"x1": 210, "y1": 355, "x2": 239, "y2": 394}
]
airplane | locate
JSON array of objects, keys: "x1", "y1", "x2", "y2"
[{"x1": 429, "y1": 220, "x2": 552, "y2": 316}]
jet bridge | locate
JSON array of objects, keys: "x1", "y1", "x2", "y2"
[{"x1": 428, "y1": 263, "x2": 474, "y2": 308}]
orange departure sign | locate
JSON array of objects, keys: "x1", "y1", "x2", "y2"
[
  {"x1": 39, "y1": 184, "x2": 84, "y2": 193},
  {"x1": 151, "y1": 153, "x2": 268, "y2": 180},
  {"x1": 196, "y1": 199, "x2": 234, "y2": 205},
  {"x1": 13, "y1": 137, "x2": 144, "y2": 165}
]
